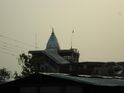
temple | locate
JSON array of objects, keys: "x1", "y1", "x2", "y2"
[
  {"x1": 28, "y1": 29, "x2": 124, "y2": 76},
  {"x1": 29, "y1": 29, "x2": 80, "y2": 73}
]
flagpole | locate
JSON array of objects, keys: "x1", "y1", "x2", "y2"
[
  {"x1": 71, "y1": 36, "x2": 72, "y2": 49},
  {"x1": 71, "y1": 30, "x2": 74, "y2": 49}
]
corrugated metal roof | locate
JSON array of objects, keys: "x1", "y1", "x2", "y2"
[
  {"x1": 44, "y1": 73, "x2": 124, "y2": 87},
  {"x1": 1, "y1": 73, "x2": 124, "y2": 87}
]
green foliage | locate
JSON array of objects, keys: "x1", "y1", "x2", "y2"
[
  {"x1": 0, "y1": 68, "x2": 11, "y2": 82},
  {"x1": 13, "y1": 71, "x2": 21, "y2": 79},
  {"x1": 19, "y1": 53, "x2": 41, "y2": 77}
]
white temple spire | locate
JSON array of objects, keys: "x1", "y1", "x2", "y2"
[{"x1": 46, "y1": 28, "x2": 60, "y2": 50}]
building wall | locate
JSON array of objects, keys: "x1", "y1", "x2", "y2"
[
  {"x1": 20, "y1": 86, "x2": 83, "y2": 93},
  {"x1": 32, "y1": 55, "x2": 60, "y2": 73}
]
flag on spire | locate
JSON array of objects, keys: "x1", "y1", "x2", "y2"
[{"x1": 72, "y1": 30, "x2": 74, "y2": 33}]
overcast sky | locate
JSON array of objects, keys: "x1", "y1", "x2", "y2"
[{"x1": 0, "y1": 0, "x2": 124, "y2": 72}]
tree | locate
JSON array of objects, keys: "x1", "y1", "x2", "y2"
[
  {"x1": 0, "y1": 68, "x2": 11, "y2": 82},
  {"x1": 13, "y1": 71, "x2": 21, "y2": 79},
  {"x1": 19, "y1": 53, "x2": 41, "y2": 77}
]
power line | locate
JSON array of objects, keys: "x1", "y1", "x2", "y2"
[
  {"x1": 0, "y1": 34, "x2": 41, "y2": 58},
  {"x1": 0, "y1": 44, "x2": 24, "y2": 54},
  {"x1": 0, "y1": 43, "x2": 28, "y2": 56},
  {"x1": 0, "y1": 40, "x2": 27, "y2": 51},
  {"x1": 0, "y1": 46, "x2": 19, "y2": 54},
  {"x1": 0, "y1": 34, "x2": 37, "y2": 49},
  {"x1": 0, "y1": 49, "x2": 17, "y2": 57}
]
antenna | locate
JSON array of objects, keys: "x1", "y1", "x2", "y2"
[
  {"x1": 71, "y1": 30, "x2": 74, "y2": 49},
  {"x1": 35, "y1": 32, "x2": 38, "y2": 49}
]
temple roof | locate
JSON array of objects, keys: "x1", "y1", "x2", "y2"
[{"x1": 46, "y1": 29, "x2": 60, "y2": 50}]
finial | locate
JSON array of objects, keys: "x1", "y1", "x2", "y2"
[{"x1": 52, "y1": 27, "x2": 54, "y2": 34}]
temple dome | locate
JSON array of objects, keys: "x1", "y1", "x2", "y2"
[{"x1": 46, "y1": 29, "x2": 60, "y2": 50}]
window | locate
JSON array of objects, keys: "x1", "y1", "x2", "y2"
[
  {"x1": 65, "y1": 86, "x2": 82, "y2": 93},
  {"x1": 20, "y1": 87, "x2": 37, "y2": 93},
  {"x1": 40, "y1": 87, "x2": 60, "y2": 93}
]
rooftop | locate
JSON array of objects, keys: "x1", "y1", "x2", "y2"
[
  {"x1": 44, "y1": 73, "x2": 124, "y2": 87},
  {"x1": 1, "y1": 73, "x2": 124, "y2": 87}
]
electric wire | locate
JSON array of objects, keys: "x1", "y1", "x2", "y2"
[
  {"x1": 0, "y1": 49, "x2": 17, "y2": 57},
  {"x1": 0, "y1": 40, "x2": 27, "y2": 51},
  {"x1": 0, "y1": 34, "x2": 37, "y2": 49},
  {"x1": 0, "y1": 46, "x2": 19, "y2": 54},
  {"x1": 0, "y1": 34, "x2": 40, "y2": 58},
  {"x1": 0, "y1": 41, "x2": 25, "y2": 52}
]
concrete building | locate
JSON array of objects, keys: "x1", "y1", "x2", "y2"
[{"x1": 28, "y1": 29, "x2": 124, "y2": 76}]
